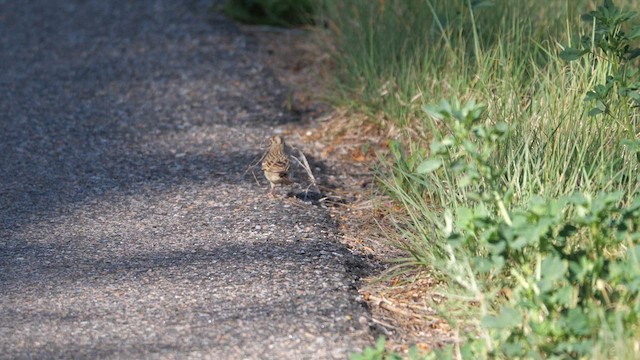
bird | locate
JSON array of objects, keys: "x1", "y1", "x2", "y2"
[{"x1": 262, "y1": 135, "x2": 293, "y2": 196}]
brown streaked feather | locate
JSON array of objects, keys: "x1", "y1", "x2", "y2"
[
  {"x1": 262, "y1": 135, "x2": 293, "y2": 188},
  {"x1": 261, "y1": 150, "x2": 290, "y2": 173}
]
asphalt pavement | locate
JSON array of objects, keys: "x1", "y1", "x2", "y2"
[{"x1": 0, "y1": 1, "x2": 373, "y2": 358}]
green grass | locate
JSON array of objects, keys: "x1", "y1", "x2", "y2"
[
  {"x1": 222, "y1": 0, "x2": 315, "y2": 27},
  {"x1": 321, "y1": 0, "x2": 639, "y2": 202},
  {"x1": 320, "y1": 0, "x2": 640, "y2": 358}
]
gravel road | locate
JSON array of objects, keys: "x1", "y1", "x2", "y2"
[{"x1": 0, "y1": 1, "x2": 373, "y2": 358}]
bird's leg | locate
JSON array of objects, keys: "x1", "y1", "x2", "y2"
[{"x1": 268, "y1": 182, "x2": 276, "y2": 198}]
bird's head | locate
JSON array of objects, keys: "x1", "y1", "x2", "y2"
[{"x1": 270, "y1": 135, "x2": 284, "y2": 146}]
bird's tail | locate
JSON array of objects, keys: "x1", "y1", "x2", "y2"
[{"x1": 280, "y1": 174, "x2": 293, "y2": 185}]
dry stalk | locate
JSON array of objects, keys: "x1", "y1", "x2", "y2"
[
  {"x1": 243, "y1": 153, "x2": 266, "y2": 186},
  {"x1": 290, "y1": 148, "x2": 320, "y2": 193},
  {"x1": 370, "y1": 317, "x2": 396, "y2": 334},
  {"x1": 368, "y1": 294, "x2": 441, "y2": 324}
]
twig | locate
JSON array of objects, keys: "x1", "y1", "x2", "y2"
[
  {"x1": 368, "y1": 294, "x2": 439, "y2": 322},
  {"x1": 250, "y1": 169, "x2": 261, "y2": 187},
  {"x1": 244, "y1": 152, "x2": 266, "y2": 174},
  {"x1": 453, "y1": 329, "x2": 462, "y2": 360},
  {"x1": 352, "y1": 200, "x2": 375, "y2": 210},
  {"x1": 370, "y1": 317, "x2": 396, "y2": 334},
  {"x1": 290, "y1": 148, "x2": 322, "y2": 200},
  {"x1": 243, "y1": 153, "x2": 266, "y2": 187},
  {"x1": 290, "y1": 148, "x2": 316, "y2": 187}
]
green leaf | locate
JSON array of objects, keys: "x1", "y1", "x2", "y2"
[
  {"x1": 568, "y1": 256, "x2": 592, "y2": 282},
  {"x1": 628, "y1": 90, "x2": 640, "y2": 102},
  {"x1": 552, "y1": 286, "x2": 574, "y2": 307},
  {"x1": 627, "y1": 26, "x2": 640, "y2": 39},
  {"x1": 472, "y1": 126, "x2": 487, "y2": 139},
  {"x1": 422, "y1": 104, "x2": 444, "y2": 120},
  {"x1": 541, "y1": 256, "x2": 566, "y2": 281},
  {"x1": 565, "y1": 308, "x2": 593, "y2": 336},
  {"x1": 447, "y1": 233, "x2": 464, "y2": 248},
  {"x1": 539, "y1": 255, "x2": 567, "y2": 293},
  {"x1": 462, "y1": 140, "x2": 479, "y2": 156},
  {"x1": 470, "y1": 0, "x2": 494, "y2": 9},
  {"x1": 455, "y1": 207, "x2": 474, "y2": 229},
  {"x1": 594, "y1": 84, "x2": 610, "y2": 96},
  {"x1": 481, "y1": 306, "x2": 522, "y2": 329},
  {"x1": 440, "y1": 99, "x2": 453, "y2": 116},
  {"x1": 459, "y1": 172, "x2": 479, "y2": 187},
  {"x1": 487, "y1": 240, "x2": 507, "y2": 257},
  {"x1": 388, "y1": 139, "x2": 403, "y2": 159},
  {"x1": 509, "y1": 234, "x2": 529, "y2": 250},
  {"x1": 580, "y1": 12, "x2": 595, "y2": 23},
  {"x1": 622, "y1": 139, "x2": 640, "y2": 152},
  {"x1": 627, "y1": 245, "x2": 640, "y2": 263},
  {"x1": 560, "y1": 47, "x2": 587, "y2": 61},
  {"x1": 430, "y1": 137, "x2": 454, "y2": 155},
  {"x1": 502, "y1": 342, "x2": 525, "y2": 357},
  {"x1": 584, "y1": 90, "x2": 598, "y2": 101},
  {"x1": 559, "y1": 340, "x2": 593, "y2": 356},
  {"x1": 627, "y1": 48, "x2": 640, "y2": 59},
  {"x1": 474, "y1": 256, "x2": 498, "y2": 273},
  {"x1": 566, "y1": 192, "x2": 589, "y2": 206},
  {"x1": 350, "y1": 336, "x2": 387, "y2": 360},
  {"x1": 494, "y1": 122, "x2": 510, "y2": 136},
  {"x1": 588, "y1": 107, "x2": 604, "y2": 116},
  {"x1": 416, "y1": 158, "x2": 442, "y2": 174}
]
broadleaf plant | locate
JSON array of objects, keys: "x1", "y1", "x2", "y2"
[{"x1": 417, "y1": 97, "x2": 640, "y2": 358}]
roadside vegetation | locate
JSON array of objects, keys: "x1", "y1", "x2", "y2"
[
  {"x1": 319, "y1": 0, "x2": 640, "y2": 358},
  {"x1": 225, "y1": 0, "x2": 640, "y2": 358},
  {"x1": 222, "y1": 0, "x2": 315, "y2": 27}
]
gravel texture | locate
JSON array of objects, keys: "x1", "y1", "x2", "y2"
[{"x1": 0, "y1": 1, "x2": 373, "y2": 358}]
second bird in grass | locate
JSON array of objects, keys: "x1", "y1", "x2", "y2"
[{"x1": 262, "y1": 135, "x2": 293, "y2": 195}]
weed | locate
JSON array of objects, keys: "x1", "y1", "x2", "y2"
[
  {"x1": 223, "y1": 0, "x2": 315, "y2": 27},
  {"x1": 324, "y1": 0, "x2": 640, "y2": 358},
  {"x1": 350, "y1": 336, "x2": 426, "y2": 360},
  {"x1": 560, "y1": 0, "x2": 640, "y2": 134},
  {"x1": 417, "y1": 99, "x2": 640, "y2": 358}
]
